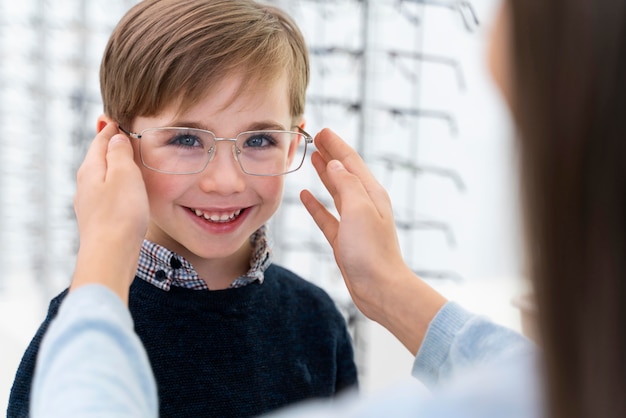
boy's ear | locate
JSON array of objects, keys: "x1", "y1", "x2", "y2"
[
  {"x1": 286, "y1": 118, "x2": 307, "y2": 166},
  {"x1": 96, "y1": 114, "x2": 116, "y2": 133}
]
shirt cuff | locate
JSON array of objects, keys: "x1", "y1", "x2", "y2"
[{"x1": 411, "y1": 301, "x2": 473, "y2": 388}]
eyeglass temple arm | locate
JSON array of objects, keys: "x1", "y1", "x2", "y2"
[
  {"x1": 118, "y1": 125, "x2": 140, "y2": 139},
  {"x1": 297, "y1": 126, "x2": 313, "y2": 144}
]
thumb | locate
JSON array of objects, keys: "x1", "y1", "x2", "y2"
[
  {"x1": 108, "y1": 133, "x2": 132, "y2": 149},
  {"x1": 106, "y1": 134, "x2": 137, "y2": 179},
  {"x1": 325, "y1": 159, "x2": 371, "y2": 214}
]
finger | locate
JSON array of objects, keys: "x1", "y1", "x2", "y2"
[
  {"x1": 314, "y1": 129, "x2": 387, "y2": 201},
  {"x1": 314, "y1": 128, "x2": 365, "y2": 172},
  {"x1": 310, "y1": 151, "x2": 335, "y2": 195},
  {"x1": 105, "y1": 134, "x2": 140, "y2": 183},
  {"x1": 311, "y1": 151, "x2": 348, "y2": 214},
  {"x1": 323, "y1": 159, "x2": 378, "y2": 218},
  {"x1": 77, "y1": 122, "x2": 120, "y2": 183},
  {"x1": 316, "y1": 130, "x2": 393, "y2": 218},
  {"x1": 299, "y1": 189, "x2": 339, "y2": 245}
]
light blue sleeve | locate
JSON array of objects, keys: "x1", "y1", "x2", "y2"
[
  {"x1": 29, "y1": 293, "x2": 542, "y2": 418},
  {"x1": 267, "y1": 301, "x2": 543, "y2": 418},
  {"x1": 30, "y1": 285, "x2": 158, "y2": 418},
  {"x1": 412, "y1": 301, "x2": 537, "y2": 387}
]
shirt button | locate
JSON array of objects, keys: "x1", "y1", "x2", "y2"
[
  {"x1": 154, "y1": 270, "x2": 167, "y2": 281},
  {"x1": 170, "y1": 256, "x2": 182, "y2": 269}
]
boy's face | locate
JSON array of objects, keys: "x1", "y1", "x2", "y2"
[{"x1": 130, "y1": 72, "x2": 300, "y2": 271}]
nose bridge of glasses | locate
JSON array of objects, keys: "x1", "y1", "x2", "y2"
[{"x1": 208, "y1": 137, "x2": 239, "y2": 163}]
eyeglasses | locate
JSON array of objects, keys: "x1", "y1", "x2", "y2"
[{"x1": 118, "y1": 126, "x2": 313, "y2": 176}]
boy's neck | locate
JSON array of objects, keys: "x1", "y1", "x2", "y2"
[{"x1": 190, "y1": 241, "x2": 253, "y2": 290}]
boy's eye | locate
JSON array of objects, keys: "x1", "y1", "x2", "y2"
[
  {"x1": 169, "y1": 133, "x2": 203, "y2": 147},
  {"x1": 243, "y1": 133, "x2": 277, "y2": 148}
]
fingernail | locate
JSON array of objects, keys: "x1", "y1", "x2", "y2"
[
  {"x1": 109, "y1": 134, "x2": 126, "y2": 145},
  {"x1": 328, "y1": 160, "x2": 344, "y2": 171}
]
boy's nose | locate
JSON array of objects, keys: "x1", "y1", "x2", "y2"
[{"x1": 198, "y1": 141, "x2": 246, "y2": 194}]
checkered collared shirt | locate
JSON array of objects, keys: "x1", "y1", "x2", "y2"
[{"x1": 136, "y1": 225, "x2": 271, "y2": 291}]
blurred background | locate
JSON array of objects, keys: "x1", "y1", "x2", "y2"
[{"x1": 0, "y1": 0, "x2": 526, "y2": 410}]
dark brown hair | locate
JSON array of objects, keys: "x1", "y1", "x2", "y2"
[
  {"x1": 100, "y1": 0, "x2": 309, "y2": 129},
  {"x1": 509, "y1": 0, "x2": 626, "y2": 416}
]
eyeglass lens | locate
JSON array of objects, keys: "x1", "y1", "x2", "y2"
[{"x1": 138, "y1": 128, "x2": 307, "y2": 175}]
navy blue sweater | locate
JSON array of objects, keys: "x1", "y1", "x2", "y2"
[{"x1": 8, "y1": 264, "x2": 358, "y2": 417}]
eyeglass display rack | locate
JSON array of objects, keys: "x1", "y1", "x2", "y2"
[
  {"x1": 267, "y1": 0, "x2": 479, "y2": 373},
  {"x1": 0, "y1": 0, "x2": 138, "y2": 299}
]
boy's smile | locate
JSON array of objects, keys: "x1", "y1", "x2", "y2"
[
  {"x1": 185, "y1": 204, "x2": 250, "y2": 235},
  {"x1": 191, "y1": 208, "x2": 243, "y2": 223},
  {"x1": 128, "y1": 72, "x2": 301, "y2": 289}
]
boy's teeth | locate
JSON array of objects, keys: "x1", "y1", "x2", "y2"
[{"x1": 193, "y1": 209, "x2": 242, "y2": 222}]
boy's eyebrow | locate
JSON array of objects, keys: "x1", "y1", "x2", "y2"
[
  {"x1": 245, "y1": 121, "x2": 288, "y2": 131},
  {"x1": 167, "y1": 120, "x2": 207, "y2": 130},
  {"x1": 167, "y1": 120, "x2": 288, "y2": 132}
]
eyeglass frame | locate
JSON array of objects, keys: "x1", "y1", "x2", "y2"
[{"x1": 118, "y1": 125, "x2": 313, "y2": 176}]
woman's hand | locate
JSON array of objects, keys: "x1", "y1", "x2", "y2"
[
  {"x1": 70, "y1": 120, "x2": 149, "y2": 304},
  {"x1": 300, "y1": 128, "x2": 446, "y2": 355},
  {"x1": 300, "y1": 129, "x2": 408, "y2": 319}
]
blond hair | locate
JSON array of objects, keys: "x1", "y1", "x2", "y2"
[{"x1": 100, "y1": 0, "x2": 309, "y2": 128}]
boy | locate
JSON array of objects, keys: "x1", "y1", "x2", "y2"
[{"x1": 8, "y1": 1, "x2": 358, "y2": 417}]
